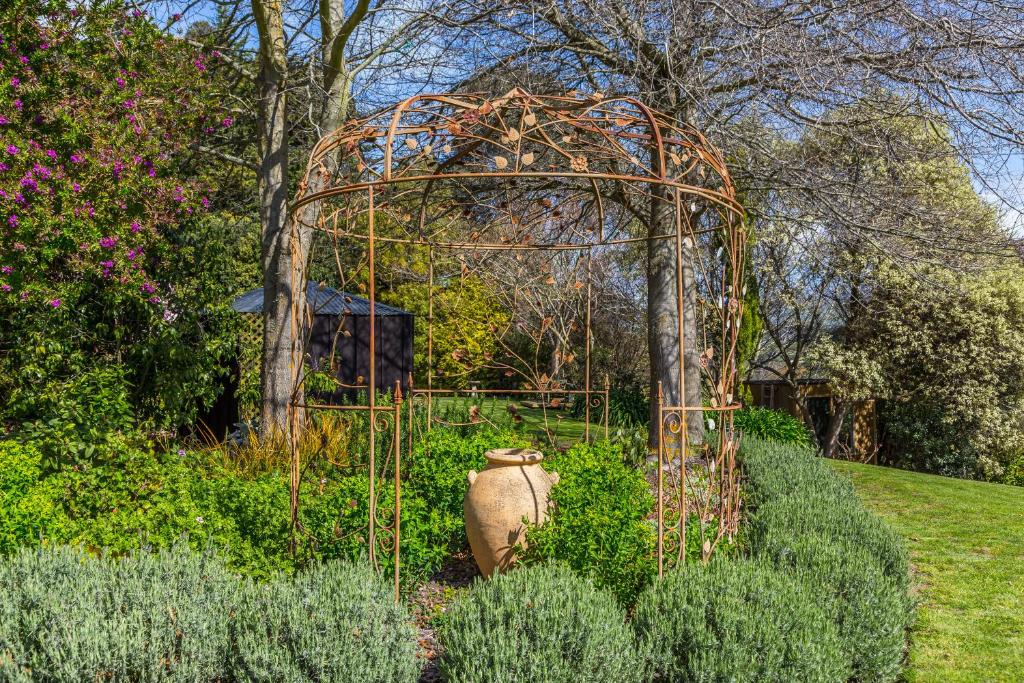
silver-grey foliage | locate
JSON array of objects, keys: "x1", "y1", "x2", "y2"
[{"x1": 438, "y1": 562, "x2": 644, "y2": 683}]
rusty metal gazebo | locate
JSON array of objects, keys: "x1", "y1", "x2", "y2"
[{"x1": 285, "y1": 89, "x2": 746, "y2": 598}]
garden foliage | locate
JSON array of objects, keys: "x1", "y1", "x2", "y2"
[
  {"x1": 634, "y1": 559, "x2": 848, "y2": 682},
  {"x1": 0, "y1": 0, "x2": 240, "y2": 455},
  {"x1": 732, "y1": 406, "x2": 812, "y2": 446},
  {"x1": 521, "y1": 440, "x2": 656, "y2": 605},
  {"x1": 0, "y1": 545, "x2": 419, "y2": 683},
  {"x1": 437, "y1": 562, "x2": 643, "y2": 683},
  {"x1": 740, "y1": 437, "x2": 913, "y2": 681}
]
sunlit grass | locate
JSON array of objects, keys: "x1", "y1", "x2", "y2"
[{"x1": 831, "y1": 461, "x2": 1024, "y2": 683}]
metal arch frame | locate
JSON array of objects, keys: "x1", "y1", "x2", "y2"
[{"x1": 286, "y1": 89, "x2": 747, "y2": 597}]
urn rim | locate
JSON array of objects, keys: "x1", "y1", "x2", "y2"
[{"x1": 483, "y1": 447, "x2": 544, "y2": 465}]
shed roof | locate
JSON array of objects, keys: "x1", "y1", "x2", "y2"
[{"x1": 232, "y1": 283, "x2": 411, "y2": 317}]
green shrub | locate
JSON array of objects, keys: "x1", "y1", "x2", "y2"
[
  {"x1": 0, "y1": 441, "x2": 69, "y2": 555},
  {"x1": 733, "y1": 406, "x2": 812, "y2": 446},
  {"x1": 231, "y1": 560, "x2": 420, "y2": 683},
  {"x1": 521, "y1": 440, "x2": 656, "y2": 605},
  {"x1": 756, "y1": 533, "x2": 910, "y2": 682},
  {"x1": 437, "y1": 562, "x2": 643, "y2": 683},
  {"x1": 739, "y1": 437, "x2": 913, "y2": 681},
  {"x1": 0, "y1": 544, "x2": 235, "y2": 682},
  {"x1": 633, "y1": 559, "x2": 848, "y2": 682},
  {"x1": 405, "y1": 427, "x2": 529, "y2": 563},
  {"x1": 0, "y1": 546, "x2": 419, "y2": 683}
]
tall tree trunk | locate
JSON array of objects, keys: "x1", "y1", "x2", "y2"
[
  {"x1": 252, "y1": 0, "x2": 294, "y2": 434},
  {"x1": 648, "y1": 183, "x2": 704, "y2": 449}
]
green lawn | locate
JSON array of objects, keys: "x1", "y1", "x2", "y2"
[
  {"x1": 431, "y1": 395, "x2": 595, "y2": 445},
  {"x1": 831, "y1": 461, "x2": 1024, "y2": 682}
]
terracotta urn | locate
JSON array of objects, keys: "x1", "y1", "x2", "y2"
[{"x1": 464, "y1": 448, "x2": 559, "y2": 577}]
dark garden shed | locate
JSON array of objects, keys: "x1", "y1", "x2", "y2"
[{"x1": 232, "y1": 283, "x2": 414, "y2": 402}]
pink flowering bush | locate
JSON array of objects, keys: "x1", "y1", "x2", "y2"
[{"x1": 0, "y1": 0, "x2": 238, "y2": 459}]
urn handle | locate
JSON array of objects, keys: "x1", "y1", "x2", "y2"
[
  {"x1": 467, "y1": 469, "x2": 478, "y2": 486},
  {"x1": 549, "y1": 471, "x2": 560, "y2": 486}
]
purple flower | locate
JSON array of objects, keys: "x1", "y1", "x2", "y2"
[
  {"x1": 70, "y1": 153, "x2": 84, "y2": 164},
  {"x1": 141, "y1": 281, "x2": 157, "y2": 294},
  {"x1": 18, "y1": 56, "x2": 28, "y2": 65},
  {"x1": 32, "y1": 163, "x2": 51, "y2": 180},
  {"x1": 48, "y1": 299, "x2": 60, "y2": 308},
  {"x1": 130, "y1": 221, "x2": 141, "y2": 233},
  {"x1": 0, "y1": 115, "x2": 8, "y2": 125},
  {"x1": 201, "y1": 196, "x2": 210, "y2": 209},
  {"x1": 173, "y1": 186, "x2": 184, "y2": 202},
  {"x1": 10, "y1": 77, "x2": 19, "y2": 87},
  {"x1": 99, "y1": 236, "x2": 118, "y2": 249},
  {"x1": 148, "y1": 295, "x2": 161, "y2": 304},
  {"x1": 12, "y1": 99, "x2": 22, "y2": 111},
  {"x1": 221, "y1": 117, "x2": 233, "y2": 128},
  {"x1": 127, "y1": 248, "x2": 139, "y2": 261},
  {"x1": 0, "y1": 284, "x2": 11, "y2": 292},
  {"x1": 193, "y1": 59, "x2": 206, "y2": 72},
  {"x1": 45, "y1": 149, "x2": 56, "y2": 159},
  {"x1": 6, "y1": 145, "x2": 18, "y2": 155},
  {"x1": 72, "y1": 181, "x2": 81, "y2": 192},
  {"x1": 177, "y1": 448, "x2": 186, "y2": 456},
  {"x1": 115, "y1": 77, "x2": 125, "y2": 89},
  {"x1": 20, "y1": 176, "x2": 38, "y2": 192},
  {"x1": 0, "y1": 163, "x2": 9, "y2": 172},
  {"x1": 7, "y1": 215, "x2": 16, "y2": 228},
  {"x1": 1, "y1": 266, "x2": 11, "y2": 274}
]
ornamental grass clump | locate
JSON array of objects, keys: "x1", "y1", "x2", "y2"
[
  {"x1": 633, "y1": 559, "x2": 848, "y2": 682},
  {"x1": 230, "y1": 559, "x2": 420, "y2": 683},
  {"x1": 437, "y1": 562, "x2": 643, "y2": 683}
]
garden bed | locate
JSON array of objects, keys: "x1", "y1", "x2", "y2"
[{"x1": 0, "y1": 427, "x2": 912, "y2": 682}]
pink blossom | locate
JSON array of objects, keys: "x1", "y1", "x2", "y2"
[
  {"x1": 0, "y1": 284, "x2": 11, "y2": 292},
  {"x1": 1, "y1": 266, "x2": 11, "y2": 274},
  {"x1": 45, "y1": 149, "x2": 56, "y2": 159},
  {"x1": 0, "y1": 115, "x2": 8, "y2": 125},
  {"x1": 10, "y1": 77, "x2": 19, "y2": 87},
  {"x1": 221, "y1": 117, "x2": 233, "y2": 127},
  {"x1": 99, "y1": 235, "x2": 118, "y2": 249},
  {"x1": 12, "y1": 242, "x2": 25, "y2": 250},
  {"x1": 12, "y1": 99, "x2": 22, "y2": 111},
  {"x1": 70, "y1": 153, "x2": 84, "y2": 164},
  {"x1": 6, "y1": 144, "x2": 18, "y2": 155},
  {"x1": 48, "y1": 299, "x2": 60, "y2": 308}
]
